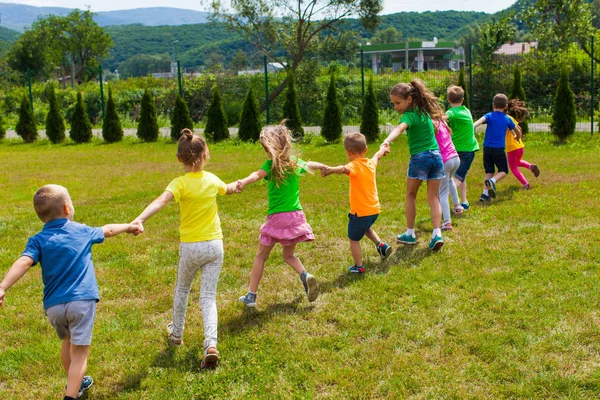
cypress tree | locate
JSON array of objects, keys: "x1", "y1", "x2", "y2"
[
  {"x1": 102, "y1": 87, "x2": 123, "y2": 143},
  {"x1": 238, "y1": 87, "x2": 261, "y2": 142},
  {"x1": 0, "y1": 114, "x2": 6, "y2": 140},
  {"x1": 321, "y1": 74, "x2": 342, "y2": 143},
  {"x1": 70, "y1": 92, "x2": 93, "y2": 143},
  {"x1": 204, "y1": 86, "x2": 229, "y2": 142},
  {"x1": 282, "y1": 72, "x2": 304, "y2": 138},
  {"x1": 457, "y1": 66, "x2": 469, "y2": 109},
  {"x1": 16, "y1": 94, "x2": 38, "y2": 143},
  {"x1": 45, "y1": 84, "x2": 66, "y2": 144},
  {"x1": 137, "y1": 89, "x2": 159, "y2": 142},
  {"x1": 551, "y1": 67, "x2": 576, "y2": 142},
  {"x1": 360, "y1": 77, "x2": 379, "y2": 143},
  {"x1": 170, "y1": 94, "x2": 194, "y2": 141},
  {"x1": 509, "y1": 63, "x2": 528, "y2": 134}
]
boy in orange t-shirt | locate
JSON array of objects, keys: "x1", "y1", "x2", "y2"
[{"x1": 323, "y1": 132, "x2": 391, "y2": 273}]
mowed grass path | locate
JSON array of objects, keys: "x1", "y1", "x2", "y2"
[{"x1": 1, "y1": 133, "x2": 599, "y2": 399}]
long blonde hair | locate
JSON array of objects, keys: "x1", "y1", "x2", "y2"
[{"x1": 259, "y1": 122, "x2": 298, "y2": 186}]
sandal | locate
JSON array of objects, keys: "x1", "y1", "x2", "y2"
[
  {"x1": 166, "y1": 322, "x2": 183, "y2": 346},
  {"x1": 452, "y1": 205, "x2": 464, "y2": 215},
  {"x1": 201, "y1": 346, "x2": 219, "y2": 369},
  {"x1": 441, "y1": 221, "x2": 453, "y2": 231}
]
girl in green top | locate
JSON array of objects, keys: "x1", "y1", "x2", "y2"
[
  {"x1": 381, "y1": 79, "x2": 445, "y2": 251},
  {"x1": 237, "y1": 123, "x2": 327, "y2": 308}
]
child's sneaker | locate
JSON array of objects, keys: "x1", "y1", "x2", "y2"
[
  {"x1": 376, "y1": 241, "x2": 392, "y2": 260},
  {"x1": 452, "y1": 205, "x2": 464, "y2": 215},
  {"x1": 79, "y1": 376, "x2": 93, "y2": 393},
  {"x1": 530, "y1": 164, "x2": 540, "y2": 177},
  {"x1": 348, "y1": 265, "x2": 365, "y2": 273},
  {"x1": 238, "y1": 292, "x2": 257, "y2": 308},
  {"x1": 428, "y1": 235, "x2": 444, "y2": 251},
  {"x1": 396, "y1": 232, "x2": 417, "y2": 245},
  {"x1": 479, "y1": 194, "x2": 492, "y2": 203},
  {"x1": 301, "y1": 272, "x2": 319, "y2": 302},
  {"x1": 484, "y1": 179, "x2": 496, "y2": 198},
  {"x1": 461, "y1": 202, "x2": 470, "y2": 210},
  {"x1": 166, "y1": 322, "x2": 183, "y2": 346},
  {"x1": 523, "y1": 183, "x2": 531, "y2": 190},
  {"x1": 441, "y1": 221, "x2": 453, "y2": 231},
  {"x1": 200, "y1": 346, "x2": 219, "y2": 369}
]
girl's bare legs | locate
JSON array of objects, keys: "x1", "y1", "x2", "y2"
[
  {"x1": 281, "y1": 243, "x2": 305, "y2": 275},
  {"x1": 454, "y1": 177, "x2": 468, "y2": 204},
  {"x1": 249, "y1": 243, "x2": 275, "y2": 292},
  {"x1": 405, "y1": 178, "x2": 423, "y2": 229},
  {"x1": 426, "y1": 179, "x2": 442, "y2": 229}
]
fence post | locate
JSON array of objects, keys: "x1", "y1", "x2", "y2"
[
  {"x1": 468, "y1": 44, "x2": 473, "y2": 111},
  {"x1": 263, "y1": 55, "x2": 270, "y2": 124},
  {"x1": 177, "y1": 61, "x2": 183, "y2": 97},
  {"x1": 592, "y1": 35, "x2": 595, "y2": 135},
  {"x1": 98, "y1": 65, "x2": 105, "y2": 120},
  {"x1": 361, "y1": 49, "x2": 365, "y2": 106},
  {"x1": 26, "y1": 68, "x2": 33, "y2": 112}
]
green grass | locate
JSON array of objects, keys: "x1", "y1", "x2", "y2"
[{"x1": 1, "y1": 132, "x2": 600, "y2": 399}]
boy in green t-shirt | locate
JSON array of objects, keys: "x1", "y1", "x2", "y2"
[{"x1": 444, "y1": 85, "x2": 479, "y2": 210}]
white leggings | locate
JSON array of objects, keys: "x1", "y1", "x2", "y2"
[
  {"x1": 439, "y1": 156, "x2": 460, "y2": 223},
  {"x1": 172, "y1": 240, "x2": 223, "y2": 350}
]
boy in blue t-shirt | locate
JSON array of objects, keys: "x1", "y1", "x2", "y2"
[
  {"x1": 473, "y1": 93, "x2": 519, "y2": 202},
  {"x1": 0, "y1": 184, "x2": 139, "y2": 400}
]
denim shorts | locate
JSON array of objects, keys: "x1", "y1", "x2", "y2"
[
  {"x1": 483, "y1": 146, "x2": 509, "y2": 174},
  {"x1": 45, "y1": 300, "x2": 96, "y2": 345},
  {"x1": 407, "y1": 150, "x2": 444, "y2": 180},
  {"x1": 348, "y1": 213, "x2": 378, "y2": 241},
  {"x1": 455, "y1": 151, "x2": 476, "y2": 182}
]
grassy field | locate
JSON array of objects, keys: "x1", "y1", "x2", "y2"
[{"x1": 1, "y1": 132, "x2": 599, "y2": 399}]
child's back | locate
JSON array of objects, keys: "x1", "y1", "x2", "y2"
[
  {"x1": 446, "y1": 105, "x2": 479, "y2": 153},
  {"x1": 482, "y1": 110, "x2": 515, "y2": 148}
]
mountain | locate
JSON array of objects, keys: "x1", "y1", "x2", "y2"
[
  {"x1": 0, "y1": 24, "x2": 18, "y2": 41},
  {"x1": 0, "y1": 3, "x2": 209, "y2": 31}
]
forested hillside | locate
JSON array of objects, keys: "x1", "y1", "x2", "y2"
[{"x1": 0, "y1": 25, "x2": 18, "y2": 42}]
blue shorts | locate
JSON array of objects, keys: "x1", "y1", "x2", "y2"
[
  {"x1": 455, "y1": 151, "x2": 476, "y2": 182},
  {"x1": 348, "y1": 213, "x2": 378, "y2": 241},
  {"x1": 483, "y1": 146, "x2": 508, "y2": 174},
  {"x1": 407, "y1": 150, "x2": 444, "y2": 180}
]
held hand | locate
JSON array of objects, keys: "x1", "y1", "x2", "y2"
[
  {"x1": 0, "y1": 288, "x2": 5, "y2": 306},
  {"x1": 236, "y1": 180, "x2": 243, "y2": 193},
  {"x1": 130, "y1": 220, "x2": 144, "y2": 236},
  {"x1": 380, "y1": 142, "x2": 391, "y2": 153},
  {"x1": 320, "y1": 167, "x2": 329, "y2": 177}
]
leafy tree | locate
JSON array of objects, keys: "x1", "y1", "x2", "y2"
[
  {"x1": 16, "y1": 95, "x2": 37, "y2": 143},
  {"x1": 360, "y1": 77, "x2": 379, "y2": 143},
  {"x1": 476, "y1": 13, "x2": 516, "y2": 67},
  {"x1": 208, "y1": 0, "x2": 382, "y2": 109},
  {"x1": 282, "y1": 72, "x2": 304, "y2": 138},
  {"x1": 321, "y1": 75, "x2": 342, "y2": 143},
  {"x1": 371, "y1": 27, "x2": 402, "y2": 44},
  {"x1": 6, "y1": 30, "x2": 50, "y2": 80},
  {"x1": 45, "y1": 84, "x2": 66, "y2": 144},
  {"x1": 170, "y1": 94, "x2": 194, "y2": 141},
  {"x1": 238, "y1": 88, "x2": 261, "y2": 142},
  {"x1": 118, "y1": 53, "x2": 172, "y2": 78},
  {"x1": 551, "y1": 67, "x2": 576, "y2": 142},
  {"x1": 102, "y1": 87, "x2": 123, "y2": 143},
  {"x1": 457, "y1": 66, "x2": 469, "y2": 109},
  {"x1": 204, "y1": 86, "x2": 229, "y2": 142},
  {"x1": 0, "y1": 114, "x2": 6, "y2": 140},
  {"x1": 509, "y1": 63, "x2": 528, "y2": 134},
  {"x1": 137, "y1": 89, "x2": 159, "y2": 142},
  {"x1": 230, "y1": 50, "x2": 248, "y2": 72},
  {"x1": 70, "y1": 92, "x2": 93, "y2": 143}
]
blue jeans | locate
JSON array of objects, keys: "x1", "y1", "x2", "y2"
[
  {"x1": 407, "y1": 150, "x2": 444, "y2": 180},
  {"x1": 455, "y1": 151, "x2": 476, "y2": 182}
]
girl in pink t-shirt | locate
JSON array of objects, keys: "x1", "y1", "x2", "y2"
[{"x1": 434, "y1": 119, "x2": 463, "y2": 230}]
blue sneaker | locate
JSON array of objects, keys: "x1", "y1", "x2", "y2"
[
  {"x1": 461, "y1": 202, "x2": 470, "y2": 210},
  {"x1": 479, "y1": 194, "x2": 492, "y2": 203},
  {"x1": 348, "y1": 265, "x2": 365, "y2": 273},
  {"x1": 428, "y1": 235, "x2": 444, "y2": 251},
  {"x1": 376, "y1": 242, "x2": 392, "y2": 260},
  {"x1": 238, "y1": 292, "x2": 257, "y2": 308},
  {"x1": 80, "y1": 376, "x2": 93, "y2": 394},
  {"x1": 396, "y1": 232, "x2": 417, "y2": 245},
  {"x1": 484, "y1": 179, "x2": 496, "y2": 198}
]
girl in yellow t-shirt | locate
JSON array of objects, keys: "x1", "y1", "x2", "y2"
[
  {"x1": 132, "y1": 129, "x2": 238, "y2": 368},
  {"x1": 506, "y1": 99, "x2": 540, "y2": 189}
]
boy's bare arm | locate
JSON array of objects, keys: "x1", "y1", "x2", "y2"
[
  {"x1": 473, "y1": 117, "x2": 486, "y2": 128},
  {"x1": 102, "y1": 223, "x2": 141, "y2": 238},
  {"x1": 323, "y1": 165, "x2": 349, "y2": 177},
  {"x1": 371, "y1": 147, "x2": 390, "y2": 165},
  {"x1": 0, "y1": 256, "x2": 35, "y2": 306}
]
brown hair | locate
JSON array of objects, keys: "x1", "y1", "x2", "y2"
[
  {"x1": 176, "y1": 129, "x2": 209, "y2": 169},
  {"x1": 344, "y1": 132, "x2": 367, "y2": 154},
  {"x1": 493, "y1": 93, "x2": 509, "y2": 110},
  {"x1": 34, "y1": 184, "x2": 70, "y2": 222},
  {"x1": 390, "y1": 79, "x2": 443, "y2": 121},
  {"x1": 447, "y1": 85, "x2": 464, "y2": 104},
  {"x1": 259, "y1": 122, "x2": 299, "y2": 186},
  {"x1": 506, "y1": 98, "x2": 530, "y2": 122}
]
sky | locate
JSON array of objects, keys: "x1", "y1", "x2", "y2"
[{"x1": 5, "y1": 0, "x2": 519, "y2": 15}]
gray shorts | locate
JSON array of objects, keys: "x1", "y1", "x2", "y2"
[{"x1": 45, "y1": 300, "x2": 97, "y2": 345}]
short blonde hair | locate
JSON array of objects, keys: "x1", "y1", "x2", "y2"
[
  {"x1": 447, "y1": 85, "x2": 464, "y2": 104},
  {"x1": 34, "y1": 184, "x2": 70, "y2": 222},
  {"x1": 344, "y1": 132, "x2": 367, "y2": 154}
]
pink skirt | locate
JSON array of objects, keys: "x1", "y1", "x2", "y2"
[{"x1": 259, "y1": 210, "x2": 315, "y2": 246}]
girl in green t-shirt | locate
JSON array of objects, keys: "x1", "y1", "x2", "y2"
[
  {"x1": 237, "y1": 123, "x2": 327, "y2": 308},
  {"x1": 381, "y1": 79, "x2": 445, "y2": 251}
]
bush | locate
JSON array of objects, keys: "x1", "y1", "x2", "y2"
[
  {"x1": 70, "y1": 92, "x2": 93, "y2": 143},
  {"x1": 137, "y1": 89, "x2": 159, "y2": 142},
  {"x1": 360, "y1": 77, "x2": 379, "y2": 143},
  {"x1": 509, "y1": 64, "x2": 528, "y2": 134},
  {"x1": 0, "y1": 114, "x2": 5, "y2": 140},
  {"x1": 170, "y1": 94, "x2": 194, "y2": 141},
  {"x1": 45, "y1": 84, "x2": 66, "y2": 144},
  {"x1": 282, "y1": 72, "x2": 304, "y2": 138},
  {"x1": 238, "y1": 87, "x2": 261, "y2": 142},
  {"x1": 321, "y1": 74, "x2": 343, "y2": 143},
  {"x1": 16, "y1": 95, "x2": 38, "y2": 143},
  {"x1": 551, "y1": 67, "x2": 576, "y2": 142},
  {"x1": 204, "y1": 86, "x2": 229, "y2": 142},
  {"x1": 102, "y1": 87, "x2": 124, "y2": 143},
  {"x1": 457, "y1": 66, "x2": 469, "y2": 110}
]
